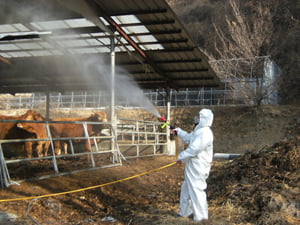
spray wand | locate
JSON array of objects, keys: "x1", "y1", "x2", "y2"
[
  {"x1": 159, "y1": 116, "x2": 176, "y2": 130},
  {"x1": 159, "y1": 116, "x2": 169, "y2": 128}
]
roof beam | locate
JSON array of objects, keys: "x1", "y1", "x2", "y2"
[
  {"x1": 117, "y1": 58, "x2": 202, "y2": 66},
  {"x1": 0, "y1": 33, "x2": 151, "y2": 45},
  {"x1": 118, "y1": 19, "x2": 175, "y2": 27},
  {"x1": 176, "y1": 84, "x2": 221, "y2": 88},
  {"x1": 135, "y1": 77, "x2": 214, "y2": 82},
  {"x1": 145, "y1": 47, "x2": 196, "y2": 53},
  {"x1": 155, "y1": 59, "x2": 202, "y2": 64},
  {"x1": 1, "y1": 38, "x2": 188, "y2": 54},
  {"x1": 0, "y1": 56, "x2": 11, "y2": 64},
  {"x1": 89, "y1": 0, "x2": 177, "y2": 88},
  {"x1": 51, "y1": 27, "x2": 182, "y2": 36},
  {"x1": 172, "y1": 77, "x2": 214, "y2": 80},
  {"x1": 137, "y1": 82, "x2": 168, "y2": 88},
  {"x1": 166, "y1": 69, "x2": 209, "y2": 73},
  {"x1": 51, "y1": 26, "x2": 105, "y2": 35},
  {"x1": 0, "y1": 34, "x2": 40, "y2": 41},
  {"x1": 108, "y1": 9, "x2": 168, "y2": 17}
]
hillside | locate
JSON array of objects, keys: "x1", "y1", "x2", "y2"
[{"x1": 167, "y1": 0, "x2": 300, "y2": 104}]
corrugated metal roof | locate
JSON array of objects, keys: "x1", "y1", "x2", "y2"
[{"x1": 0, "y1": 0, "x2": 222, "y2": 94}]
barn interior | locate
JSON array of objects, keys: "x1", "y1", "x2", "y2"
[{"x1": 0, "y1": 0, "x2": 221, "y2": 95}]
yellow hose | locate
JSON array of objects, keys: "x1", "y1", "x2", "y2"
[{"x1": 0, "y1": 162, "x2": 177, "y2": 203}]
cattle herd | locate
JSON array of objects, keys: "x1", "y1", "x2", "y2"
[{"x1": 0, "y1": 110, "x2": 108, "y2": 159}]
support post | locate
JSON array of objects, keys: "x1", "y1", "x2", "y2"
[
  {"x1": 45, "y1": 122, "x2": 59, "y2": 173},
  {"x1": 166, "y1": 87, "x2": 174, "y2": 155},
  {"x1": 0, "y1": 144, "x2": 10, "y2": 188},
  {"x1": 110, "y1": 36, "x2": 115, "y2": 128},
  {"x1": 110, "y1": 35, "x2": 120, "y2": 163},
  {"x1": 46, "y1": 92, "x2": 50, "y2": 119}
]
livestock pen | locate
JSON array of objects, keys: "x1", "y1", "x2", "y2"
[{"x1": 0, "y1": 118, "x2": 168, "y2": 189}]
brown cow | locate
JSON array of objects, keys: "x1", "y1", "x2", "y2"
[
  {"x1": 0, "y1": 110, "x2": 37, "y2": 158},
  {"x1": 50, "y1": 112, "x2": 107, "y2": 155},
  {"x1": 16, "y1": 110, "x2": 50, "y2": 157}
]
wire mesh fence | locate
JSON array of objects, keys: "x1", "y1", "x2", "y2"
[{"x1": 0, "y1": 88, "x2": 253, "y2": 111}]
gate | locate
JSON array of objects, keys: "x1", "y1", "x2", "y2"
[{"x1": 0, "y1": 118, "x2": 168, "y2": 188}]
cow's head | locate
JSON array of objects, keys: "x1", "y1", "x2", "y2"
[
  {"x1": 89, "y1": 112, "x2": 107, "y2": 122},
  {"x1": 97, "y1": 112, "x2": 107, "y2": 122},
  {"x1": 88, "y1": 112, "x2": 107, "y2": 135},
  {"x1": 22, "y1": 110, "x2": 45, "y2": 121},
  {"x1": 17, "y1": 110, "x2": 46, "y2": 133}
]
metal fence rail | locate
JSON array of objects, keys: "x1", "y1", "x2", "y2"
[
  {"x1": 0, "y1": 118, "x2": 168, "y2": 188},
  {"x1": 117, "y1": 118, "x2": 168, "y2": 158}
]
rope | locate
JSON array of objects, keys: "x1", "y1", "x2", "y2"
[{"x1": 0, "y1": 162, "x2": 177, "y2": 203}]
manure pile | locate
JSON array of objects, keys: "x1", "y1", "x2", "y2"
[{"x1": 208, "y1": 137, "x2": 300, "y2": 224}]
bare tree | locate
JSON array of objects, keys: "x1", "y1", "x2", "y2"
[{"x1": 208, "y1": 0, "x2": 280, "y2": 107}]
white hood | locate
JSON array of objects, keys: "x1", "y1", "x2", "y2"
[{"x1": 198, "y1": 109, "x2": 213, "y2": 127}]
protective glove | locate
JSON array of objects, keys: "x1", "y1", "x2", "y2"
[
  {"x1": 170, "y1": 127, "x2": 179, "y2": 136},
  {"x1": 176, "y1": 160, "x2": 182, "y2": 164},
  {"x1": 194, "y1": 116, "x2": 199, "y2": 125}
]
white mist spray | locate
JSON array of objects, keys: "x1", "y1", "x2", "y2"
[
  {"x1": 5, "y1": 1, "x2": 162, "y2": 119},
  {"x1": 85, "y1": 57, "x2": 161, "y2": 118}
]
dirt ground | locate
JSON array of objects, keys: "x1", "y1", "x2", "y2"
[{"x1": 0, "y1": 105, "x2": 299, "y2": 225}]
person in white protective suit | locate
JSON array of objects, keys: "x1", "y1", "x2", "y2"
[{"x1": 173, "y1": 108, "x2": 214, "y2": 222}]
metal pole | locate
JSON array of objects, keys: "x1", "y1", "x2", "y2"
[
  {"x1": 166, "y1": 88, "x2": 172, "y2": 155},
  {"x1": 46, "y1": 92, "x2": 50, "y2": 119},
  {"x1": 136, "y1": 121, "x2": 139, "y2": 157},
  {"x1": 214, "y1": 153, "x2": 240, "y2": 160},
  {"x1": 57, "y1": 93, "x2": 61, "y2": 108},
  {"x1": 71, "y1": 92, "x2": 74, "y2": 108},
  {"x1": 45, "y1": 122, "x2": 59, "y2": 173},
  {"x1": 111, "y1": 36, "x2": 115, "y2": 126},
  {"x1": 83, "y1": 123, "x2": 95, "y2": 167},
  {"x1": 31, "y1": 93, "x2": 35, "y2": 109},
  {"x1": 110, "y1": 35, "x2": 118, "y2": 163},
  {"x1": 0, "y1": 144, "x2": 10, "y2": 188}
]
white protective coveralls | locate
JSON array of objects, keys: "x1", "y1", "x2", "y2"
[{"x1": 176, "y1": 109, "x2": 214, "y2": 221}]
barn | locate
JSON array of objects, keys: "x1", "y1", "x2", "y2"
[{"x1": 0, "y1": 0, "x2": 222, "y2": 188}]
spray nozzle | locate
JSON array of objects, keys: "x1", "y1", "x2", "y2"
[
  {"x1": 159, "y1": 116, "x2": 170, "y2": 128},
  {"x1": 160, "y1": 116, "x2": 167, "y2": 122}
]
